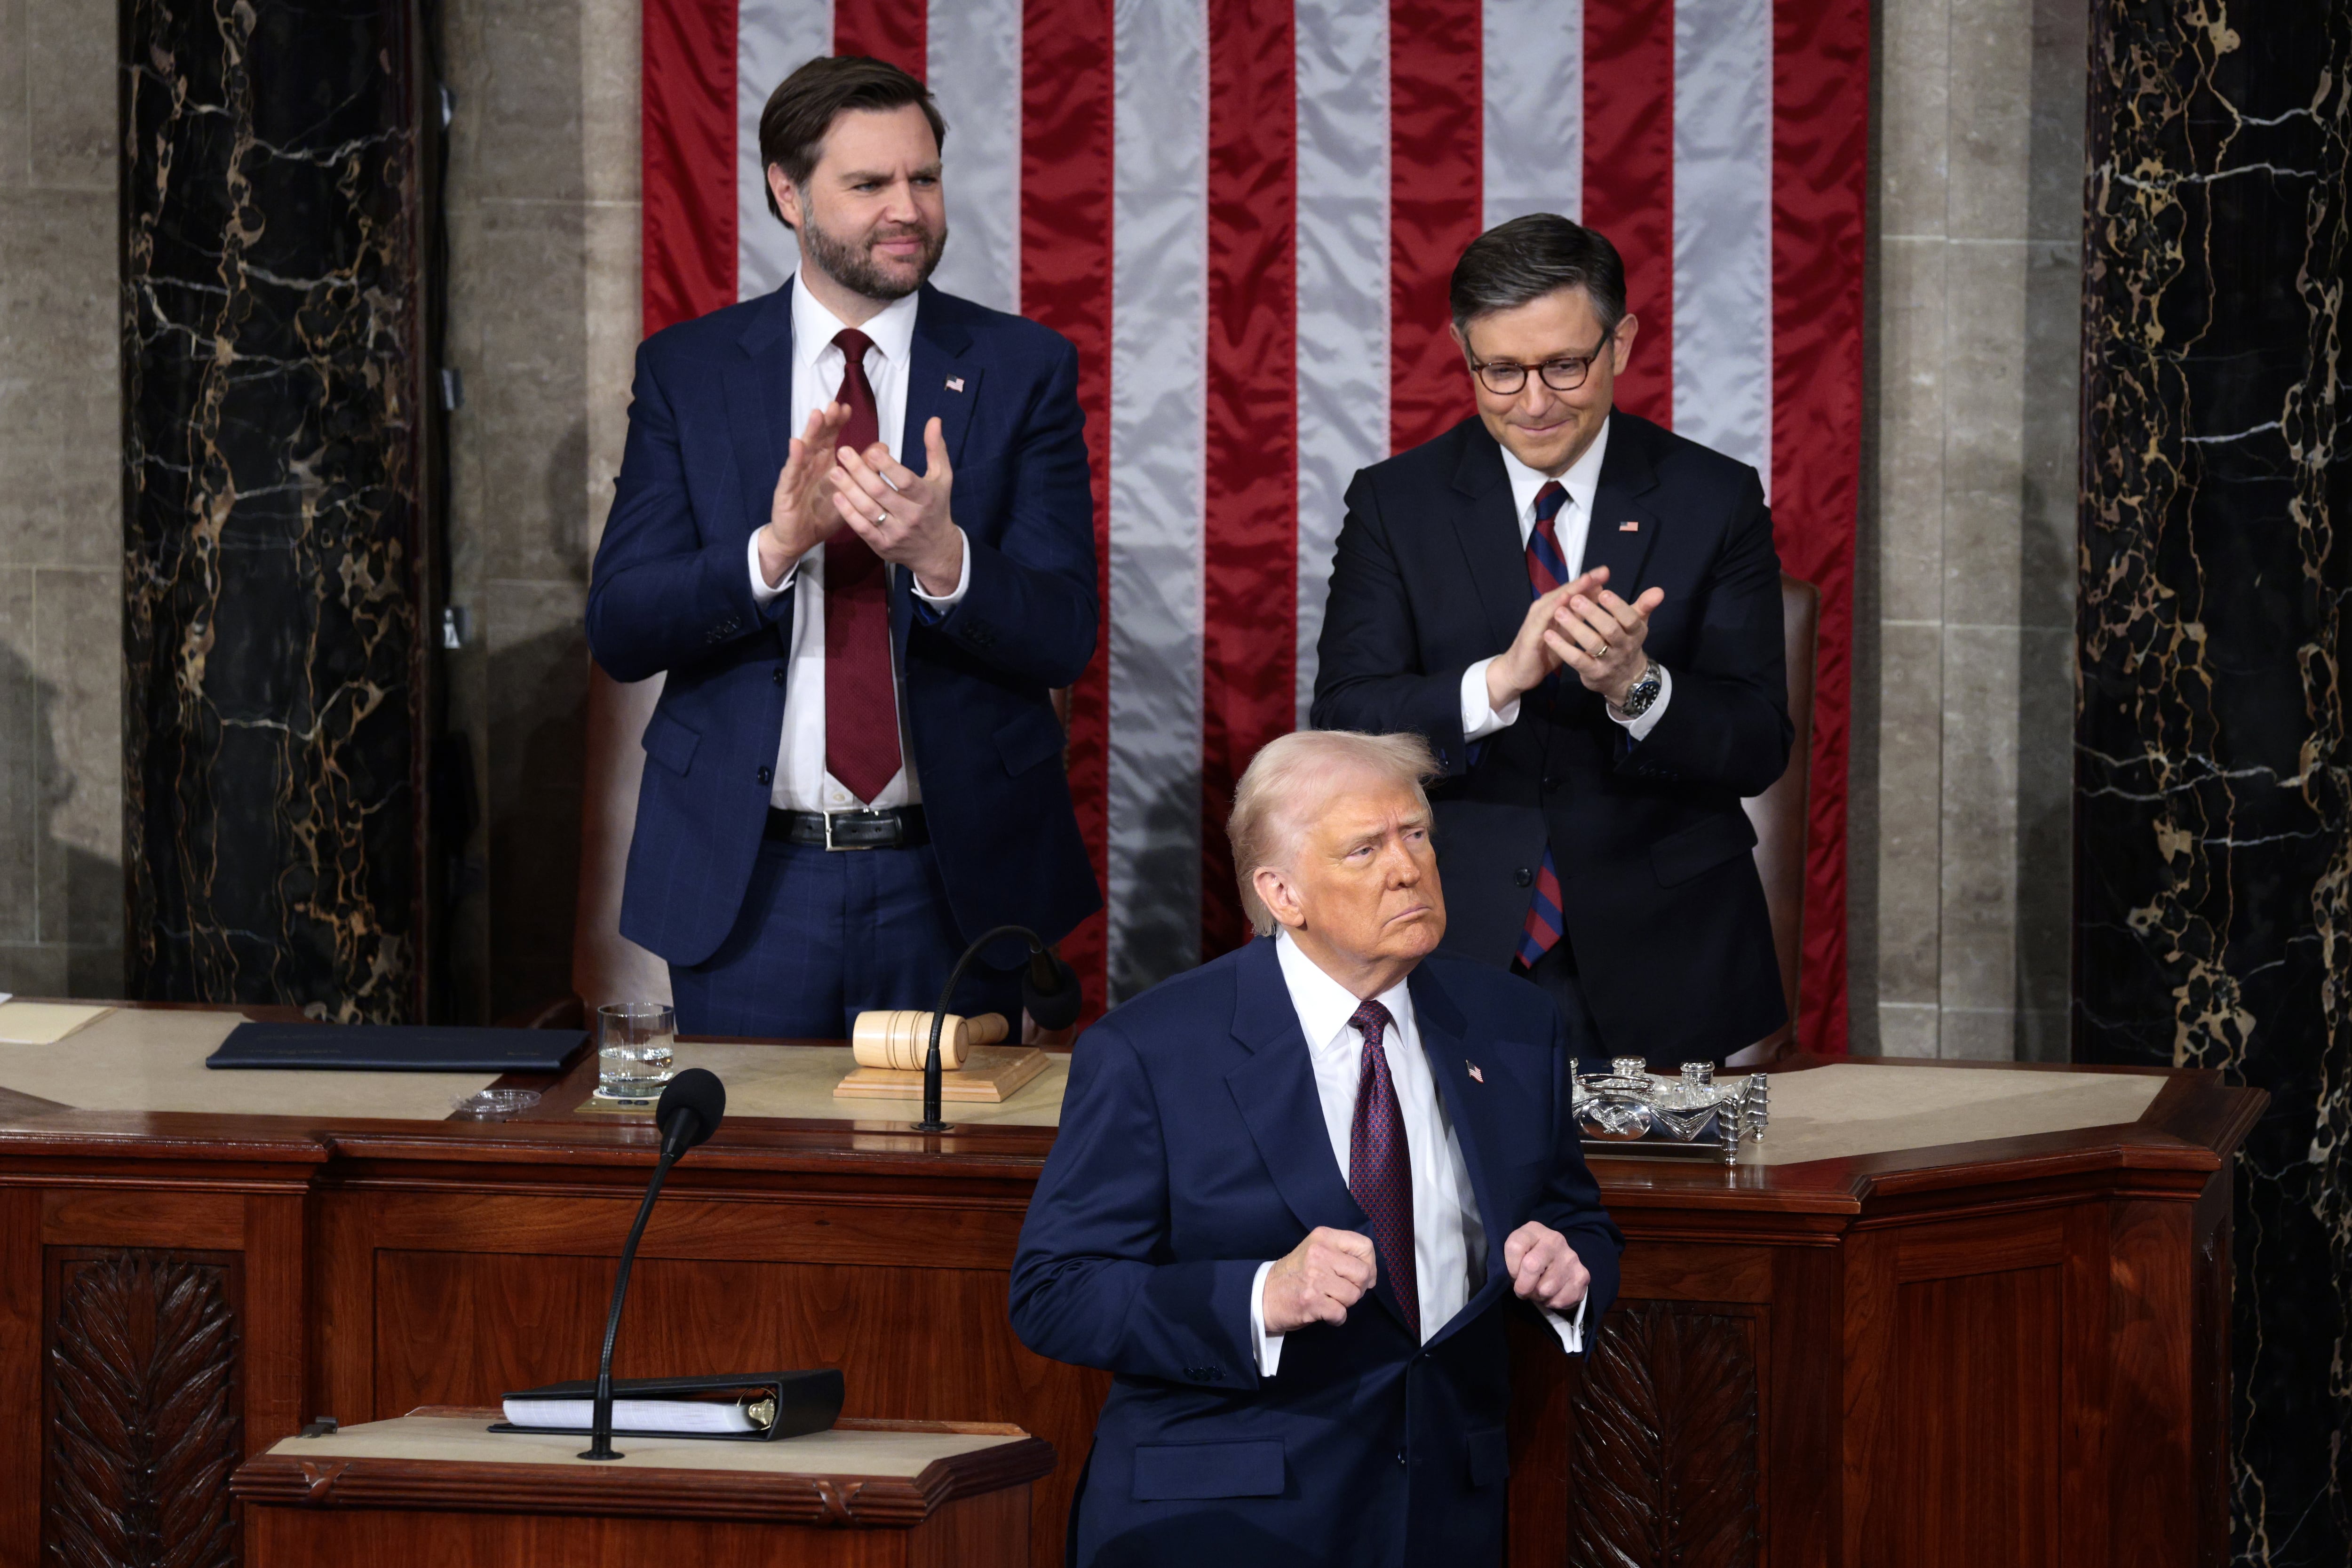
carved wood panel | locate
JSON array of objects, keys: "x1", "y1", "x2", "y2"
[
  {"x1": 1567, "y1": 1300, "x2": 1762, "y2": 1568},
  {"x1": 43, "y1": 1250, "x2": 242, "y2": 1568}
]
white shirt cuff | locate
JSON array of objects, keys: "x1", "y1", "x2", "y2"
[
  {"x1": 1607, "y1": 663, "x2": 1673, "y2": 741},
  {"x1": 748, "y1": 531, "x2": 798, "y2": 606},
  {"x1": 1541, "y1": 1293, "x2": 1588, "y2": 1354},
  {"x1": 1249, "y1": 1259, "x2": 1284, "y2": 1376},
  {"x1": 911, "y1": 528, "x2": 972, "y2": 607},
  {"x1": 1461, "y1": 658, "x2": 1520, "y2": 742}
]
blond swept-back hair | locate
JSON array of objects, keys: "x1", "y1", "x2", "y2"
[{"x1": 1227, "y1": 730, "x2": 1438, "y2": 937}]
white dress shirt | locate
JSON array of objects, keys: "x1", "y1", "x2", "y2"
[
  {"x1": 1457, "y1": 414, "x2": 1674, "y2": 745},
  {"x1": 745, "y1": 277, "x2": 973, "y2": 811},
  {"x1": 1248, "y1": 932, "x2": 1585, "y2": 1374}
]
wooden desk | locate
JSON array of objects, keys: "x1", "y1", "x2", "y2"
[
  {"x1": 230, "y1": 1410, "x2": 1050, "y2": 1566},
  {"x1": 0, "y1": 1003, "x2": 2263, "y2": 1568}
]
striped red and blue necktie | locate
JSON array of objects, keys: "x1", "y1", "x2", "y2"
[
  {"x1": 1347, "y1": 998, "x2": 1419, "y2": 1340},
  {"x1": 1516, "y1": 481, "x2": 1569, "y2": 968}
]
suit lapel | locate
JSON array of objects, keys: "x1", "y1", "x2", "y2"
[
  {"x1": 1574, "y1": 413, "x2": 1662, "y2": 592},
  {"x1": 728, "y1": 284, "x2": 797, "y2": 551},
  {"x1": 1448, "y1": 427, "x2": 1534, "y2": 653},
  {"x1": 892, "y1": 287, "x2": 981, "y2": 650},
  {"x1": 1225, "y1": 941, "x2": 1416, "y2": 1335},
  {"x1": 1408, "y1": 967, "x2": 1518, "y2": 1345}
]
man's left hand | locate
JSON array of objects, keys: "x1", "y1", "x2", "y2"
[
  {"x1": 827, "y1": 415, "x2": 963, "y2": 597},
  {"x1": 1503, "y1": 1221, "x2": 1589, "y2": 1313},
  {"x1": 1544, "y1": 581, "x2": 1666, "y2": 708}
]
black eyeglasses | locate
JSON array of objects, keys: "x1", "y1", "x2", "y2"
[{"x1": 1469, "y1": 328, "x2": 1615, "y2": 395}]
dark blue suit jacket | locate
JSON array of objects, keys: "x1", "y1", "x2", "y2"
[
  {"x1": 1010, "y1": 939, "x2": 1623, "y2": 1568},
  {"x1": 586, "y1": 283, "x2": 1102, "y2": 967},
  {"x1": 1311, "y1": 413, "x2": 1791, "y2": 1061}
]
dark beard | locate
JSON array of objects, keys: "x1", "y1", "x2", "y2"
[{"x1": 798, "y1": 211, "x2": 947, "y2": 302}]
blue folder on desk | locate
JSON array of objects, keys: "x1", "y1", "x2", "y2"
[{"x1": 206, "y1": 1024, "x2": 590, "y2": 1074}]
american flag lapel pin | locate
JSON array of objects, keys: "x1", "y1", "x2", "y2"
[
  {"x1": 1467, "y1": 1060, "x2": 1485, "y2": 1083},
  {"x1": 946, "y1": 375, "x2": 965, "y2": 393},
  {"x1": 1619, "y1": 519, "x2": 1640, "y2": 532}
]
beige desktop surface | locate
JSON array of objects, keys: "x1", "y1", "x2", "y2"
[
  {"x1": 264, "y1": 1413, "x2": 1022, "y2": 1477},
  {"x1": 1737, "y1": 1061, "x2": 2167, "y2": 1165},
  {"x1": 0, "y1": 1008, "x2": 496, "y2": 1121}
]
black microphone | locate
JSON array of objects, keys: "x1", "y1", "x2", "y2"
[
  {"x1": 916, "y1": 925, "x2": 1077, "y2": 1133},
  {"x1": 581, "y1": 1068, "x2": 726, "y2": 1460}
]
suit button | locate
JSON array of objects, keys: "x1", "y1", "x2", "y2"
[
  {"x1": 1397, "y1": 1449, "x2": 1407, "y2": 1466},
  {"x1": 755, "y1": 766, "x2": 773, "y2": 785},
  {"x1": 1514, "y1": 868, "x2": 1533, "y2": 888},
  {"x1": 771, "y1": 667, "x2": 786, "y2": 685}
]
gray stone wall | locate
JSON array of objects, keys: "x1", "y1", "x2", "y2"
[
  {"x1": 0, "y1": 0, "x2": 123, "y2": 997},
  {"x1": 435, "y1": 0, "x2": 639, "y2": 1021},
  {"x1": 1846, "y1": 0, "x2": 2085, "y2": 1059}
]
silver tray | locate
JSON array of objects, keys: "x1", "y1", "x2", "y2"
[{"x1": 1572, "y1": 1059, "x2": 1770, "y2": 1165}]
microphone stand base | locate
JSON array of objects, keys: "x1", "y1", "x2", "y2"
[
  {"x1": 911, "y1": 1118, "x2": 954, "y2": 1133},
  {"x1": 578, "y1": 1448, "x2": 623, "y2": 1461}
]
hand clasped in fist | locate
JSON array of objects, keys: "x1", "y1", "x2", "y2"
[
  {"x1": 1262, "y1": 1226, "x2": 1377, "y2": 1335},
  {"x1": 1502, "y1": 1220, "x2": 1589, "y2": 1313}
]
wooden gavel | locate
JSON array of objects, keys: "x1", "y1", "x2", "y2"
[{"x1": 849, "y1": 1010, "x2": 1011, "y2": 1073}]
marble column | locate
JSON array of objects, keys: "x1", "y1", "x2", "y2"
[
  {"x1": 2076, "y1": 2, "x2": 2350, "y2": 1562},
  {"x1": 122, "y1": 0, "x2": 434, "y2": 1022}
]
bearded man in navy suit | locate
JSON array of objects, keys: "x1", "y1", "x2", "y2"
[
  {"x1": 588, "y1": 56, "x2": 1098, "y2": 1036},
  {"x1": 1012, "y1": 730, "x2": 1623, "y2": 1568}
]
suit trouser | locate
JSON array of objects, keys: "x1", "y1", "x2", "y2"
[
  {"x1": 1512, "y1": 940, "x2": 1613, "y2": 1064},
  {"x1": 667, "y1": 838, "x2": 1020, "y2": 1039}
]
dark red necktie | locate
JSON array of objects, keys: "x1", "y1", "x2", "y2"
[
  {"x1": 1516, "y1": 481, "x2": 1567, "y2": 967},
  {"x1": 1347, "y1": 999, "x2": 1419, "y2": 1340},
  {"x1": 823, "y1": 328, "x2": 902, "y2": 803}
]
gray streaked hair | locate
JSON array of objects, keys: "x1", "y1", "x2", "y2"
[
  {"x1": 1227, "y1": 731, "x2": 1439, "y2": 937},
  {"x1": 1449, "y1": 213, "x2": 1628, "y2": 337}
]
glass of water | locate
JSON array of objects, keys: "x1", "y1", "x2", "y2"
[{"x1": 596, "y1": 1002, "x2": 676, "y2": 1100}]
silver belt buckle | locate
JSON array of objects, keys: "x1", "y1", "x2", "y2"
[{"x1": 822, "y1": 810, "x2": 876, "y2": 852}]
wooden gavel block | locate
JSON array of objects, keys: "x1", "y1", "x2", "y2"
[{"x1": 850, "y1": 1010, "x2": 1011, "y2": 1073}]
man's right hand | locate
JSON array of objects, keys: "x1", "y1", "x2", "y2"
[
  {"x1": 1261, "y1": 1226, "x2": 1377, "y2": 1335},
  {"x1": 757, "y1": 402, "x2": 854, "y2": 588},
  {"x1": 1485, "y1": 566, "x2": 1608, "y2": 713}
]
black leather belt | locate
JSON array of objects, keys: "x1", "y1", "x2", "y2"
[{"x1": 766, "y1": 806, "x2": 929, "y2": 851}]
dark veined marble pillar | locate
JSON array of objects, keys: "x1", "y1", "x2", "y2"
[
  {"x1": 2077, "y1": 3, "x2": 2350, "y2": 1563},
  {"x1": 122, "y1": 0, "x2": 436, "y2": 1022}
]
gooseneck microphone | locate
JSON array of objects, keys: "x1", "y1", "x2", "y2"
[
  {"x1": 581, "y1": 1067, "x2": 726, "y2": 1460},
  {"x1": 915, "y1": 926, "x2": 1081, "y2": 1133}
]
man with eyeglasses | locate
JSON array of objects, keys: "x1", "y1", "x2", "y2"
[{"x1": 1311, "y1": 214, "x2": 1792, "y2": 1066}]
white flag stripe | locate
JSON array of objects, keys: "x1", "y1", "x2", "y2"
[
  {"x1": 925, "y1": 0, "x2": 1023, "y2": 313},
  {"x1": 1293, "y1": 0, "x2": 1391, "y2": 724},
  {"x1": 737, "y1": 0, "x2": 829, "y2": 301},
  {"x1": 1483, "y1": 0, "x2": 1584, "y2": 227},
  {"x1": 1671, "y1": 0, "x2": 1773, "y2": 484},
  {"x1": 1105, "y1": 0, "x2": 1209, "y2": 997}
]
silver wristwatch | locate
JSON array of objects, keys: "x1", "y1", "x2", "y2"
[{"x1": 1613, "y1": 658, "x2": 1663, "y2": 720}]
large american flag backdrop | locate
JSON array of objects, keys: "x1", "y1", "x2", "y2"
[{"x1": 641, "y1": 0, "x2": 1868, "y2": 1050}]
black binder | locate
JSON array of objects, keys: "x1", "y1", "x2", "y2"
[
  {"x1": 205, "y1": 1023, "x2": 589, "y2": 1074},
  {"x1": 490, "y1": 1369, "x2": 846, "y2": 1442}
]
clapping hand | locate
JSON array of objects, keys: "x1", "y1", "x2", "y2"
[{"x1": 758, "y1": 401, "x2": 855, "y2": 588}]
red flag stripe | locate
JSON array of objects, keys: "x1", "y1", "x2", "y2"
[
  {"x1": 1020, "y1": 0, "x2": 1116, "y2": 1019},
  {"x1": 1388, "y1": 0, "x2": 1485, "y2": 451},
  {"x1": 832, "y1": 0, "x2": 926, "y2": 78},
  {"x1": 1772, "y1": 0, "x2": 1867, "y2": 1052},
  {"x1": 1200, "y1": 0, "x2": 1299, "y2": 961},
  {"x1": 643, "y1": 0, "x2": 738, "y2": 336},
  {"x1": 1581, "y1": 0, "x2": 1675, "y2": 424}
]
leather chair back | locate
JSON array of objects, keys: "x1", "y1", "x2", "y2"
[{"x1": 1736, "y1": 573, "x2": 1819, "y2": 1058}]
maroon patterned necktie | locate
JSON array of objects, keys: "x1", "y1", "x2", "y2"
[
  {"x1": 1516, "y1": 480, "x2": 1569, "y2": 966},
  {"x1": 1347, "y1": 998, "x2": 1419, "y2": 1340},
  {"x1": 822, "y1": 327, "x2": 902, "y2": 803}
]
